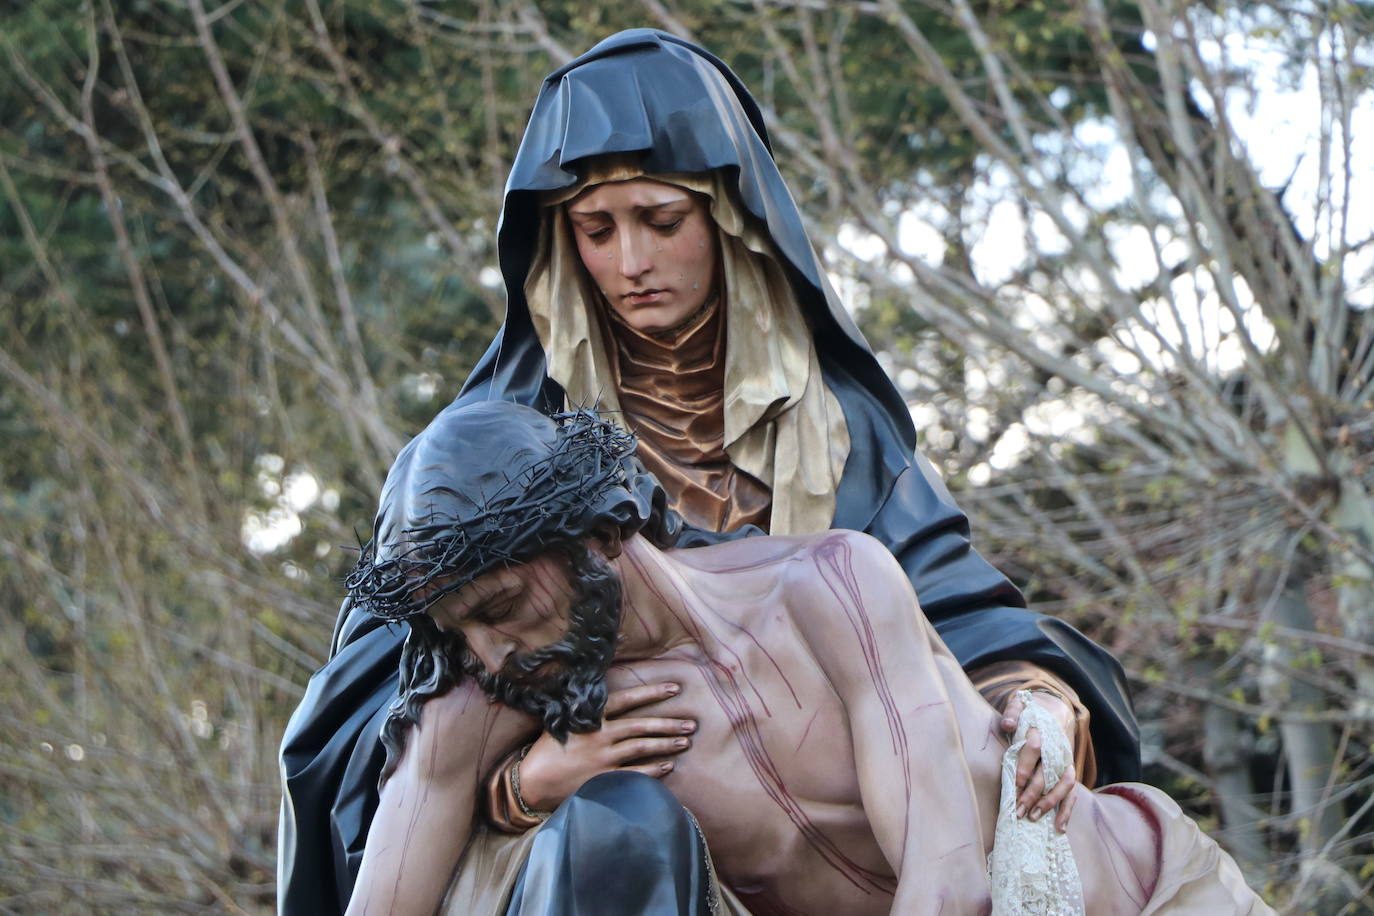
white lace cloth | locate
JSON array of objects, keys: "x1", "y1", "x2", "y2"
[{"x1": 988, "y1": 689, "x2": 1085, "y2": 915}]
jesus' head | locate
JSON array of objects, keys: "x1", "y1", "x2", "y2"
[{"x1": 346, "y1": 401, "x2": 680, "y2": 782}]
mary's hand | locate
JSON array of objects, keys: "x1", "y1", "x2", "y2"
[
  {"x1": 515, "y1": 681, "x2": 695, "y2": 813},
  {"x1": 1001, "y1": 690, "x2": 1079, "y2": 832}
]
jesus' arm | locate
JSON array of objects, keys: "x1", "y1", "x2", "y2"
[
  {"x1": 793, "y1": 530, "x2": 993, "y2": 915},
  {"x1": 345, "y1": 682, "x2": 533, "y2": 916}
]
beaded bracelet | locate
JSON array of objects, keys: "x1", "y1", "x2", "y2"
[{"x1": 510, "y1": 743, "x2": 550, "y2": 822}]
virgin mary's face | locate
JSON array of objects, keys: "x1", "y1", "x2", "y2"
[{"x1": 566, "y1": 178, "x2": 718, "y2": 336}]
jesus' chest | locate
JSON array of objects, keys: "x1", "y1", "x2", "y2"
[{"x1": 603, "y1": 622, "x2": 881, "y2": 881}]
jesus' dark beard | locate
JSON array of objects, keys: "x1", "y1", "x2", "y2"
[
  {"x1": 461, "y1": 543, "x2": 621, "y2": 742},
  {"x1": 377, "y1": 542, "x2": 623, "y2": 786}
]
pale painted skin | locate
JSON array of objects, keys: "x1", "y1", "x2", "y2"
[
  {"x1": 566, "y1": 178, "x2": 719, "y2": 335},
  {"x1": 347, "y1": 532, "x2": 1157, "y2": 916}
]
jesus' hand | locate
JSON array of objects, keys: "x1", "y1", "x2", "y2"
[
  {"x1": 1001, "y1": 690, "x2": 1079, "y2": 832},
  {"x1": 515, "y1": 681, "x2": 696, "y2": 812}
]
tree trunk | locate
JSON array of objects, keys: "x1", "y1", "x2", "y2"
[
  {"x1": 1258, "y1": 571, "x2": 1348, "y2": 912},
  {"x1": 1195, "y1": 651, "x2": 1267, "y2": 880}
]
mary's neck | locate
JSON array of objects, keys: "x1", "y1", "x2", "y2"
[{"x1": 606, "y1": 292, "x2": 723, "y2": 378}]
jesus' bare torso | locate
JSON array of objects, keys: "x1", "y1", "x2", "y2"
[
  {"x1": 354, "y1": 531, "x2": 1159, "y2": 915},
  {"x1": 607, "y1": 533, "x2": 1156, "y2": 915}
]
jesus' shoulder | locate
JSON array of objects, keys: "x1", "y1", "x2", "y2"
[{"x1": 672, "y1": 528, "x2": 930, "y2": 671}]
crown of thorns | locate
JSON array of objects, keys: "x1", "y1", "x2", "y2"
[{"x1": 346, "y1": 409, "x2": 637, "y2": 621}]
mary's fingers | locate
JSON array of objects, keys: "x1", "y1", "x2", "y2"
[
  {"x1": 1016, "y1": 765, "x2": 1046, "y2": 818},
  {"x1": 1001, "y1": 694, "x2": 1024, "y2": 733},
  {"x1": 1015, "y1": 728, "x2": 1042, "y2": 790},
  {"x1": 1029, "y1": 765, "x2": 1076, "y2": 823},
  {"x1": 604, "y1": 681, "x2": 680, "y2": 717},
  {"x1": 1054, "y1": 785, "x2": 1080, "y2": 833}
]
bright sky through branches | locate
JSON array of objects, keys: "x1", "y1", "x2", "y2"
[{"x1": 827, "y1": 7, "x2": 1370, "y2": 486}]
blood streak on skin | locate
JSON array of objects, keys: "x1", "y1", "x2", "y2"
[
  {"x1": 697, "y1": 545, "x2": 800, "y2": 575},
  {"x1": 471, "y1": 699, "x2": 514, "y2": 782},
  {"x1": 389, "y1": 690, "x2": 516, "y2": 906},
  {"x1": 812, "y1": 537, "x2": 912, "y2": 795},
  {"x1": 1097, "y1": 785, "x2": 1163, "y2": 904},
  {"x1": 697, "y1": 652, "x2": 896, "y2": 896},
  {"x1": 937, "y1": 841, "x2": 976, "y2": 860},
  {"x1": 625, "y1": 551, "x2": 896, "y2": 896},
  {"x1": 387, "y1": 724, "x2": 441, "y2": 906},
  {"x1": 707, "y1": 610, "x2": 802, "y2": 710},
  {"x1": 625, "y1": 552, "x2": 783, "y2": 717},
  {"x1": 793, "y1": 709, "x2": 821, "y2": 755}
]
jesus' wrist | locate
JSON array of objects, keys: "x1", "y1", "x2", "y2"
[
  {"x1": 482, "y1": 745, "x2": 547, "y2": 833},
  {"x1": 511, "y1": 743, "x2": 552, "y2": 823}
]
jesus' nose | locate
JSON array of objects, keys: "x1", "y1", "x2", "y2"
[{"x1": 463, "y1": 626, "x2": 514, "y2": 675}]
